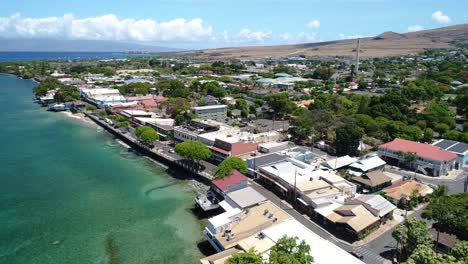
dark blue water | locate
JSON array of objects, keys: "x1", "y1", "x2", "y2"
[{"x1": 0, "y1": 52, "x2": 157, "y2": 62}]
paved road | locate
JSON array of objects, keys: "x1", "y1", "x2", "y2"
[
  {"x1": 362, "y1": 205, "x2": 428, "y2": 264},
  {"x1": 385, "y1": 166, "x2": 468, "y2": 194}
]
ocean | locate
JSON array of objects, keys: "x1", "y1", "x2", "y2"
[
  {"x1": 0, "y1": 74, "x2": 203, "y2": 263},
  {"x1": 0, "y1": 52, "x2": 158, "y2": 62}
]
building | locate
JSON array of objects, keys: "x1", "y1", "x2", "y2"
[
  {"x1": 348, "y1": 156, "x2": 386, "y2": 176},
  {"x1": 192, "y1": 105, "x2": 227, "y2": 122},
  {"x1": 258, "y1": 159, "x2": 356, "y2": 207},
  {"x1": 432, "y1": 139, "x2": 468, "y2": 167},
  {"x1": 324, "y1": 155, "x2": 358, "y2": 170},
  {"x1": 195, "y1": 170, "x2": 248, "y2": 212},
  {"x1": 210, "y1": 139, "x2": 259, "y2": 162},
  {"x1": 383, "y1": 180, "x2": 433, "y2": 206},
  {"x1": 246, "y1": 152, "x2": 288, "y2": 177},
  {"x1": 202, "y1": 218, "x2": 365, "y2": 264},
  {"x1": 351, "y1": 170, "x2": 393, "y2": 193},
  {"x1": 258, "y1": 141, "x2": 290, "y2": 154},
  {"x1": 80, "y1": 88, "x2": 126, "y2": 107},
  {"x1": 211, "y1": 170, "x2": 249, "y2": 194},
  {"x1": 379, "y1": 138, "x2": 458, "y2": 176},
  {"x1": 204, "y1": 200, "x2": 290, "y2": 252},
  {"x1": 349, "y1": 194, "x2": 396, "y2": 221},
  {"x1": 174, "y1": 119, "x2": 227, "y2": 142},
  {"x1": 320, "y1": 203, "x2": 380, "y2": 239}
]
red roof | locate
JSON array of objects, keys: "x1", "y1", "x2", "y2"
[
  {"x1": 210, "y1": 146, "x2": 230, "y2": 155},
  {"x1": 142, "y1": 99, "x2": 157, "y2": 107},
  {"x1": 380, "y1": 138, "x2": 457, "y2": 162},
  {"x1": 231, "y1": 142, "x2": 258, "y2": 156},
  {"x1": 212, "y1": 170, "x2": 248, "y2": 192}
]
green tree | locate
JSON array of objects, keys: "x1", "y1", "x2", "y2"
[
  {"x1": 140, "y1": 128, "x2": 159, "y2": 145},
  {"x1": 335, "y1": 122, "x2": 363, "y2": 156},
  {"x1": 269, "y1": 236, "x2": 314, "y2": 264},
  {"x1": 451, "y1": 241, "x2": 468, "y2": 263},
  {"x1": 135, "y1": 126, "x2": 153, "y2": 137},
  {"x1": 267, "y1": 93, "x2": 295, "y2": 118},
  {"x1": 203, "y1": 82, "x2": 226, "y2": 98},
  {"x1": 174, "y1": 140, "x2": 211, "y2": 170},
  {"x1": 161, "y1": 79, "x2": 192, "y2": 98},
  {"x1": 215, "y1": 157, "x2": 248, "y2": 178},
  {"x1": 289, "y1": 118, "x2": 314, "y2": 143},
  {"x1": 226, "y1": 248, "x2": 264, "y2": 264},
  {"x1": 161, "y1": 97, "x2": 191, "y2": 117},
  {"x1": 423, "y1": 128, "x2": 433, "y2": 143},
  {"x1": 422, "y1": 192, "x2": 468, "y2": 237},
  {"x1": 33, "y1": 77, "x2": 63, "y2": 97},
  {"x1": 406, "y1": 244, "x2": 457, "y2": 264},
  {"x1": 392, "y1": 217, "x2": 432, "y2": 259}
]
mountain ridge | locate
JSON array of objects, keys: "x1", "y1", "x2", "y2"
[{"x1": 178, "y1": 24, "x2": 468, "y2": 59}]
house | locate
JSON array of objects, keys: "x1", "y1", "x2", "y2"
[
  {"x1": 430, "y1": 228, "x2": 462, "y2": 254},
  {"x1": 351, "y1": 170, "x2": 393, "y2": 193},
  {"x1": 195, "y1": 170, "x2": 248, "y2": 212},
  {"x1": 324, "y1": 155, "x2": 358, "y2": 170},
  {"x1": 383, "y1": 180, "x2": 432, "y2": 206},
  {"x1": 349, "y1": 194, "x2": 396, "y2": 221},
  {"x1": 432, "y1": 139, "x2": 468, "y2": 167},
  {"x1": 379, "y1": 138, "x2": 458, "y2": 176},
  {"x1": 211, "y1": 170, "x2": 249, "y2": 195},
  {"x1": 324, "y1": 204, "x2": 380, "y2": 239},
  {"x1": 348, "y1": 156, "x2": 386, "y2": 176},
  {"x1": 192, "y1": 105, "x2": 227, "y2": 122}
]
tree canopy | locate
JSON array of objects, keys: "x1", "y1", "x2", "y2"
[
  {"x1": 215, "y1": 157, "x2": 248, "y2": 178},
  {"x1": 135, "y1": 126, "x2": 159, "y2": 144},
  {"x1": 174, "y1": 140, "x2": 211, "y2": 161},
  {"x1": 269, "y1": 236, "x2": 314, "y2": 264},
  {"x1": 226, "y1": 248, "x2": 264, "y2": 264},
  {"x1": 335, "y1": 122, "x2": 363, "y2": 156}
]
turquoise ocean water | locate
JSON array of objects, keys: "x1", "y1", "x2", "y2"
[{"x1": 0, "y1": 74, "x2": 203, "y2": 264}]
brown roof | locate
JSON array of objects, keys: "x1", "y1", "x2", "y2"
[
  {"x1": 383, "y1": 180, "x2": 432, "y2": 201},
  {"x1": 430, "y1": 228, "x2": 461, "y2": 248},
  {"x1": 352, "y1": 171, "x2": 392, "y2": 187},
  {"x1": 327, "y1": 204, "x2": 379, "y2": 233}
]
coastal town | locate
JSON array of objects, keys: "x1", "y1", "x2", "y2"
[{"x1": 1, "y1": 40, "x2": 467, "y2": 264}]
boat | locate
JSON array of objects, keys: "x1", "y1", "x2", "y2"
[
  {"x1": 116, "y1": 139, "x2": 131, "y2": 149},
  {"x1": 48, "y1": 103, "x2": 66, "y2": 111}
]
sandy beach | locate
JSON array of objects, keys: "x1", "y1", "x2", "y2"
[{"x1": 61, "y1": 111, "x2": 98, "y2": 128}]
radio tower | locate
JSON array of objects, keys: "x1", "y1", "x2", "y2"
[{"x1": 355, "y1": 38, "x2": 360, "y2": 76}]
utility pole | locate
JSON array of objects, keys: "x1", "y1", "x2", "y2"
[{"x1": 355, "y1": 38, "x2": 360, "y2": 76}]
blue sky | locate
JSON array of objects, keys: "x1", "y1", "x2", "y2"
[{"x1": 0, "y1": 0, "x2": 466, "y2": 48}]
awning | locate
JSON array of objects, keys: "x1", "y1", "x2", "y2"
[
  {"x1": 210, "y1": 146, "x2": 230, "y2": 155},
  {"x1": 297, "y1": 197, "x2": 308, "y2": 206},
  {"x1": 274, "y1": 182, "x2": 288, "y2": 192}
]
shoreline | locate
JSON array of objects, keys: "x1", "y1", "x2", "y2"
[{"x1": 58, "y1": 109, "x2": 210, "y2": 197}]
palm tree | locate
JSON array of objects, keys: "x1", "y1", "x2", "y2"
[
  {"x1": 429, "y1": 185, "x2": 448, "y2": 200},
  {"x1": 427, "y1": 185, "x2": 448, "y2": 249}
]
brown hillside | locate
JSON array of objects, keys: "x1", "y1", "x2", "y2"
[{"x1": 177, "y1": 24, "x2": 468, "y2": 60}]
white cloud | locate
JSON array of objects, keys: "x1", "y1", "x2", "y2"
[
  {"x1": 0, "y1": 13, "x2": 213, "y2": 42},
  {"x1": 407, "y1": 25, "x2": 424, "y2": 32},
  {"x1": 234, "y1": 29, "x2": 272, "y2": 43},
  {"x1": 338, "y1": 33, "x2": 364, "y2": 40},
  {"x1": 306, "y1": 19, "x2": 320, "y2": 29},
  {"x1": 431, "y1": 11, "x2": 451, "y2": 23}
]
